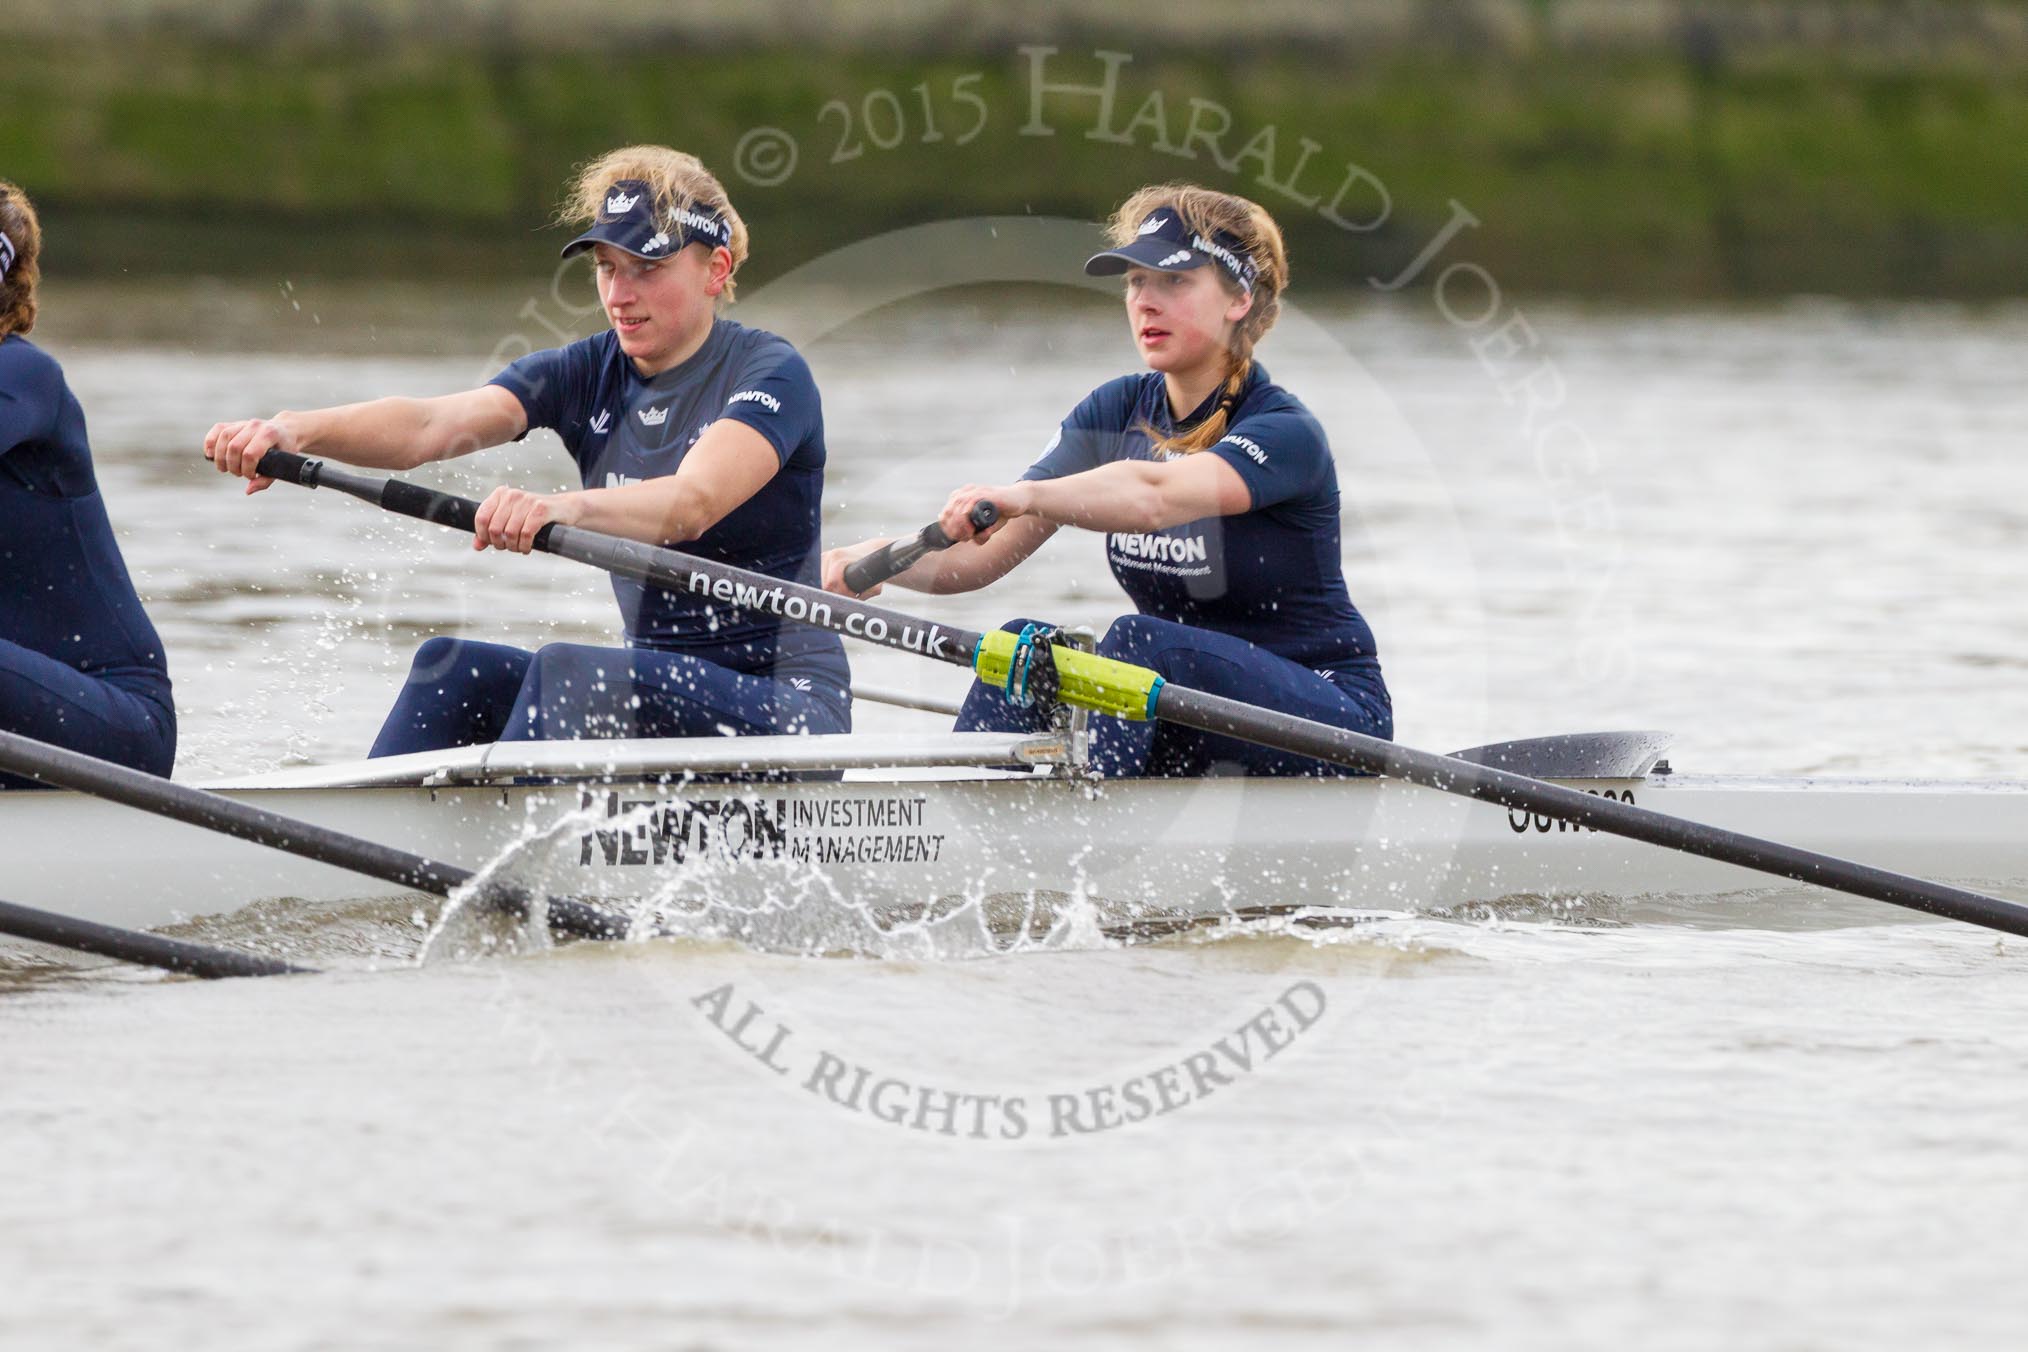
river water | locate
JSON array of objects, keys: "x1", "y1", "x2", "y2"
[{"x1": 4, "y1": 272, "x2": 2027, "y2": 1349}]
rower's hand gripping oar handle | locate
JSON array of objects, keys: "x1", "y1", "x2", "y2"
[
  {"x1": 257, "y1": 448, "x2": 321, "y2": 487},
  {"x1": 842, "y1": 503, "x2": 999, "y2": 595}
]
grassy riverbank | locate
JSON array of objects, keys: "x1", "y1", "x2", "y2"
[{"x1": 5, "y1": 3, "x2": 2028, "y2": 296}]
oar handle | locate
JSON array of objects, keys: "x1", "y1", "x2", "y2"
[
  {"x1": 258, "y1": 449, "x2": 525, "y2": 543},
  {"x1": 842, "y1": 503, "x2": 998, "y2": 595},
  {"x1": 256, "y1": 448, "x2": 321, "y2": 487}
]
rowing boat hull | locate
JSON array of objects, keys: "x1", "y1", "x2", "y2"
[{"x1": 5, "y1": 769, "x2": 2026, "y2": 941}]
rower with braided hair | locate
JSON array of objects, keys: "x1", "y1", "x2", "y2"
[{"x1": 824, "y1": 183, "x2": 1391, "y2": 777}]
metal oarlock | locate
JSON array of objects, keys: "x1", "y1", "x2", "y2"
[
  {"x1": 1002, "y1": 624, "x2": 1054, "y2": 709},
  {"x1": 995, "y1": 623, "x2": 1096, "y2": 775},
  {"x1": 1054, "y1": 625, "x2": 1096, "y2": 774}
]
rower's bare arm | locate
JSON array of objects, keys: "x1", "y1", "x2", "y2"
[
  {"x1": 203, "y1": 387, "x2": 528, "y2": 492},
  {"x1": 1022, "y1": 455, "x2": 1250, "y2": 533},
  {"x1": 905, "y1": 515, "x2": 1057, "y2": 594},
  {"x1": 930, "y1": 458, "x2": 1246, "y2": 547},
  {"x1": 820, "y1": 515, "x2": 1056, "y2": 598},
  {"x1": 469, "y1": 420, "x2": 777, "y2": 556},
  {"x1": 567, "y1": 419, "x2": 779, "y2": 547}
]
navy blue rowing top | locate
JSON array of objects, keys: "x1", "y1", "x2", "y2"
[
  {"x1": 1022, "y1": 364, "x2": 1379, "y2": 669},
  {"x1": 0, "y1": 334, "x2": 173, "y2": 706},
  {"x1": 489, "y1": 320, "x2": 846, "y2": 684}
]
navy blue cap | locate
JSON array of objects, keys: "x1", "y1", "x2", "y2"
[
  {"x1": 1084, "y1": 209, "x2": 1259, "y2": 294},
  {"x1": 560, "y1": 178, "x2": 733, "y2": 261}
]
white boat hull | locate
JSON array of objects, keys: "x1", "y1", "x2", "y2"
[{"x1": 6, "y1": 764, "x2": 2028, "y2": 941}]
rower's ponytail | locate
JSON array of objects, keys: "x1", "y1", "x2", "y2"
[
  {"x1": 1177, "y1": 349, "x2": 1254, "y2": 458},
  {"x1": 1105, "y1": 184, "x2": 1289, "y2": 456}
]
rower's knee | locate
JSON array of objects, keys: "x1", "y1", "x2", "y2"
[
  {"x1": 1098, "y1": 613, "x2": 1188, "y2": 664},
  {"x1": 404, "y1": 635, "x2": 464, "y2": 681},
  {"x1": 525, "y1": 643, "x2": 618, "y2": 692},
  {"x1": 514, "y1": 645, "x2": 641, "y2": 741},
  {"x1": 404, "y1": 636, "x2": 529, "y2": 689}
]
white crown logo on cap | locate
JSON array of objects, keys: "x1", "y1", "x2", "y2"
[
  {"x1": 1138, "y1": 215, "x2": 1170, "y2": 235},
  {"x1": 605, "y1": 189, "x2": 641, "y2": 215}
]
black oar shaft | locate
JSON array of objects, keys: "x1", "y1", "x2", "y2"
[
  {"x1": 0, "y1": 730, "x2": 627, "y2": 942},
  {"x1": 1158, "y1": 686, "x2": 2028, "y2": 939},
  {"x1": 260, "y1": 451, "x2": 984, "y2": 673},
  {"x1": 0, "y1": 897, "x2": 309, "y2": 979}
]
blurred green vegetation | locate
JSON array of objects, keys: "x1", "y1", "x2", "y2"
[{"x1": 4, "y1": 20, "x2": 2027, "y2": 296}]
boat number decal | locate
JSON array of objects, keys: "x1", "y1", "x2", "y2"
[
  {"x1": 578, "y1": 791, "x2": 946, "y2": 866},
  {"x1": 1506, "y1": 787, "x2": 1636, "y2": 834}
]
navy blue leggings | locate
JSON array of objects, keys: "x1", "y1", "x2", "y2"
[
  {"x1": 955, "y1": 615, "x2": 1391, "y2": 778},
  {"x1": 368, "y1": 637, "x2": 851, "y2": 759},
  {"x1": 1, "y1": 637, "x2": 175, "y2": 788}
]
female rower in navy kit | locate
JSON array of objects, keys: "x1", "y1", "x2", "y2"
[
  {"x1": 823, "y1": 183, "x2": 1390, "y2": 777},
  {"x1": 204, "y1": 146, "x2": 849, "y2": 754},
  {"x1": 0, "y1": 181, "x2": 176, "y2": 786}
]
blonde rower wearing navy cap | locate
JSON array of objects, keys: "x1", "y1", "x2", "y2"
[
  {"x1": 824, "y1": 183, "x2": 1390, "y2": 777},
  {"x1": 205, "y1": 146, "x2": 849, "y2": 755}
]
